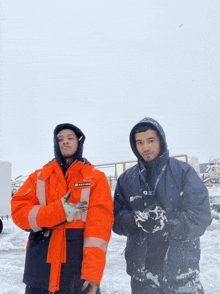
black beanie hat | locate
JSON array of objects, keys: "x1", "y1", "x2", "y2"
[{"x1": 53, "y1": 123, "x2": 86, "y2": 165}]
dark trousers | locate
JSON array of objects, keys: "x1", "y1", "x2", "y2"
[
  {"x1": 130, "y1": 256, "x2": 165, "y2": 294},
  {"x1": 131, "y1": 275, "x2": 205, "y2": 294},
  {"x1": 25, "y1": 278, "x2": 101, "y2": 294},
  {"x1": 131, "y1": 278, "x2": 164, "y2": 294}
]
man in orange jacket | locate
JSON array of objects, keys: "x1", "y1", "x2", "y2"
[{"x1": 11, "y1": 123, "x2": 114, "y2": 294}]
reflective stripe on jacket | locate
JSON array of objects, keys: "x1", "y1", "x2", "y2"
[{"x1": 11, "y1": 159, "x2": 114, "y2": 292}]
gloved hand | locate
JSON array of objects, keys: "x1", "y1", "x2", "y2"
[
  {"x1": 61, "y1": 191, "x2": 88, "y2": 222},
  {"x1": 134, "y1": 204, "x2": 171, "y2": 234},
  {"x1": 69, "y1": 277, "x2": 99, "y2": 294},
  {"x1": 82, "y1": 280, "x2": 99, "y2": 294}
]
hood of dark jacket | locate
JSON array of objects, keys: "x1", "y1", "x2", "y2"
[
  {"x1": 53, "y1": 123, "x2": 86, "y2": 166},
  {"x1": 130, "y1": 117, "x2": 168, "y2": 164}
]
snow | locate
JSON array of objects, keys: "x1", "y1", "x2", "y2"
[
  {"x1": 0, "y1": 216, "x2": 220, "y2": 294},
  {"x1": 208, "y1": 188, "x2": 220, "y2": 196}
]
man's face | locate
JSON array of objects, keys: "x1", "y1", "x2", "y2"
[
  {"x1": 58, "y1": 129, "x2": 79, "y2": 158},
  {"x1": 135, "y1": 129, "x2": 161, "y2": 165}
]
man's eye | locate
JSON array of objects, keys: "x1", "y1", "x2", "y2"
[{"x1": 58, "y1": 138, "x2": 63, "y2": 142}]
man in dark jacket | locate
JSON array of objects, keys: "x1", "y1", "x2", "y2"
[{"x1": 113, "y1": 117, "x2": 211, "y2": 294}]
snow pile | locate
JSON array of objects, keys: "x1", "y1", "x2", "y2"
[
  {"x1": 208, "y1": 188, "x2": 220, "y2": 196},
  {"x1": 0, "y1": 217, "x2": 219, "y2": 294},
  {"x1": 200, "y1": 218, "x2": 220, "y2": 294}
]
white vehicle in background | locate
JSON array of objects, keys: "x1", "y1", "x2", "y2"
[
  {"x1": 0, "y1": 160, "x2": 12, "y2": 233},
  {"x1": 201, "y1": 158, "x2": 220, "y2": 212}
]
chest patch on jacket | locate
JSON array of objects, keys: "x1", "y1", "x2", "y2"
[
  {"x1": 143, "y1": 191, "x2": 153, "y2": 196},
  {"x1": 130, "y1": 195, "x2": 142, "y2": 202},
  {"x1": 74, "y1": 182, "x2": 92, "y2": 188}
]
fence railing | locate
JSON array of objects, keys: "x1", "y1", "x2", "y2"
[
  {"x1": 95, "y1": 155, "x2": 188, "y2": 190},
  {"x1": 11, "y1": 155, "x2": 189, "y2": 192}
]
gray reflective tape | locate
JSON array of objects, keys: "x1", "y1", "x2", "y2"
[
  {"x1": 28, "y1": 205, "x2": 42, "y2": 230},
  {"x1": 84, "y1": 237, "x2": 108, "y2": 252}
]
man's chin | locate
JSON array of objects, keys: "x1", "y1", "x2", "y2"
[
  {"x1": 143, "y1": 155, "x2": 152, "y2": 161},
  {"x1": 63, "y1": 154, "x2": 75, "y2": 159},
  {"x1": 142, "y1": 156, "x2": 154, "y2": 165}
]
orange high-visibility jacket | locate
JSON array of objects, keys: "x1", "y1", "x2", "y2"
[{"x1": 11, "y1": 159, "x2": 114, "y2": 292}]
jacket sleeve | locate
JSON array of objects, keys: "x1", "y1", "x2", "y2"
[
  {"x1": 11, "y1": 170, "x2": 67, "y2": 231},
  {"x1": 81, "y1": 172, "x2": 114, "y2": 285},
  {"x1": 169, "y1": 165, "x2": 212, "y2": 241},
  {"x1": 112, "y1": 178, "x2": 138, "y2": 237}
]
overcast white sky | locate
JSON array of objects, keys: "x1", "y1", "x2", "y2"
[{"x1": 0, "y1": 0, "x2": 220, "y2": 179}]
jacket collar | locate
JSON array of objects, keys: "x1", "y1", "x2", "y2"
[{"x1": 138, "y1": 150, "x2": 169, "y2": 186}]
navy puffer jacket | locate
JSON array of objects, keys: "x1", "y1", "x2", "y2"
[{"x1": 113, "y1": 117, "x2": 211, "y2": 286}]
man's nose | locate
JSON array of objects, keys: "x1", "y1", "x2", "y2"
[
  {"x1": 63, "y1": 138, "x2": 69, "y2": 144},
  {"x1": 143, "y1": 142, "x2": 150, "y2": 151}
]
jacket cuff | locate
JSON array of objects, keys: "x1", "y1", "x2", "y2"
[
  {"x1": 37, "y1": 199, "x2": 67, "y2": 228},
  {"x1": 169, "y1": 218, "x2": 183, "y2": 239},
  {"x1": 126, "y1": 211, "x2": 139, "y2": 235}
]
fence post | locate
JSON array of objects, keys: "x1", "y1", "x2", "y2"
[
  {"x1": 108, "y1": 175, "x2": 112, "y2": 190},
  {"x1": 115, "y1": 164, "x2": 118, "y2": 181}
]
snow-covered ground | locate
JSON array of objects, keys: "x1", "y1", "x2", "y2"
[{"x1": 0, "y1": 214, "x2": 219, "y2": 294}]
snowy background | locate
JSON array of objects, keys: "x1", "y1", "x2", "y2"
[
  {"x1": 1, "y1": 1, "x2": 220, "y2": 292},
  {"x1": 0, "y1": 214, "x2": 220, "y2": 294},
  {"x1": 0, "y1": 1, "x2": 220, "y2": 179}
]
